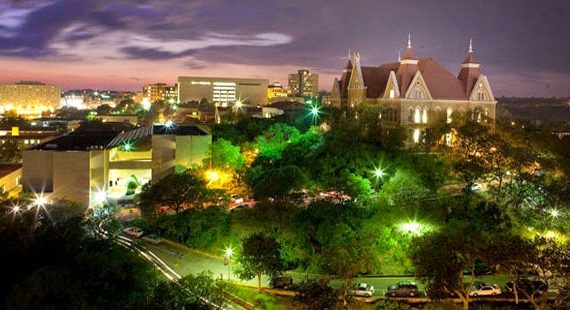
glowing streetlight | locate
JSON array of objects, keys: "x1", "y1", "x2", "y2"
[
  {"x1": 94, "y1": 190, "x2": 107, "y2": 205},
  {"x1": 206, "y1": 170, "x2": 220, "y2": 183},
  {"x1": 122, "y1": 141, "x2": 133, "y2": 152},
  {"x1": 398, "y1": 221, "x2": 427, "y2": 236},
  {"x1": 10, "y1": 204, "x2": 21, "y2": 214},
  {"x1": 164, "y1": 120, "x2": 174, "y2": 128},
  {"x1": 549, "y1": 208, "x2": 560, "y2": 218},
  {"x1": 33, "y1": 195, "x2": 48, "y2": 208},
  {"x1": 235, "y1": 100, "x2": 243, "y2": 109},
  {"x1": 373, "y1": 167, "x2": 384, "y2": 179},
  {"x1": 224, "y1": 247, "x2": 234, "y2": 282},
  {"x1": 225, "y1": 247, "x2": 233, "y2": 257}
]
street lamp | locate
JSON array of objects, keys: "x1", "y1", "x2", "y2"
[
  {"x1": 373, "y1": 167, "x2": 384, "y2": 179},
  {"x1": 33, "y1": 195, "x2": 48, "y2": 208},
  {"x1": 548, "y1": 208, "x2": 560, "y2": 218},
  {"x1": 224, "y1": 247, "x2": 233, "y2": 282}
]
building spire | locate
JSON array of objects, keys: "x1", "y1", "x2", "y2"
[
  {"x1": 468, "y1": 37, "x2": 473, "y2": 53},
  {"x1": 348, "y1": 49, "x2": 351, "y2": 60},
  {"x1": 407, "y1": 33, "x2": 412, "y2": 49},
  {"x1": 398, "y1": 50, "x2": 401, "y2": 62}
]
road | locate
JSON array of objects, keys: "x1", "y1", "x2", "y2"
[{"x1": 96, "y1": 220, "x2": 244, "y2": 309}]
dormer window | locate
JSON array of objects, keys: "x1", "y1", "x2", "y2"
[
  {"x1": 389, "y1": 89, "x2": 395, "y2": 99},
  {"x1": 414, "y1": 88, "x2": 424, "y2": 99},
  {"x1": 477, "y1": 90, "x2": 487, "y2": 101}
]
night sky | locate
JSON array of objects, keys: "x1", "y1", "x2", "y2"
[{"x1": 0, "y1": 0, "x2": 568, "y2": 97}]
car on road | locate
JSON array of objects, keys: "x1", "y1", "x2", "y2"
[
  {"x1": 229, "y1": 204, "x2": 249, "y2": 212},
  {"x1": 124, "y1": 226, "x2": 143, "y2": 238},
  {"x1": 386, "y1": 281, "x2": 419, "y2": 297},
  {"x1": 142, "y1": 234, "x2": 162, "y2": 244},
  {"x1": 230, "y1": 194, "x2": 244, "y2": 204},
  {"x1": 505, "y1": 279, "x2": 548, "y2": 295},
  {"x1": 269, "y1": 277, "x2": 293, "y2": 290},
  {"x1": 349, "y1": 283, "x2": 375, "y2": 297},
  {"x1": 469, "y1": 283, "x2": 501, "y2": 296}
]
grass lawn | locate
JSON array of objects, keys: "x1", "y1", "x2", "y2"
[{"x1": 229, "y1": 286, "x2": 293, "y2": 310}]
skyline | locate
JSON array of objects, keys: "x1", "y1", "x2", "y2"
[{"x1": 0, "y1": 0, "x2": 569, "y2": 97}]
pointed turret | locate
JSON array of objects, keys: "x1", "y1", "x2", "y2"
[
  {"x1": 340, "y1": 50, "x2": 354, "y2": 99},
  {"x1": 458, "y1": 38, "x2": 481, "y2": 96},
  {"x1": 347, "y1": 51, "x2": 367, "y2": 107},
  {"x1": 397, "y1": 33, "x2": 419, "y2": 97},
  {"x1": 402, "y1": 33, "x2": 416, "y2": 60}
]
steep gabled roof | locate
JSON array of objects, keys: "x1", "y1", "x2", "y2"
[{"x1": 418, "y1": 58, "x2": 467, "y2": 100}]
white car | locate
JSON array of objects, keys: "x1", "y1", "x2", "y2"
[
  {"x1": 470, "y1": 283, "x2": 501, "y2": 296},
  {"x1": 470, "y1": 183, "x2": 483, "y2": 192},
  {"x1": 124, "y1": 226, "x2": 143, "y2": 238},
  {"x1": 349, "y1": 283, "x2": 375, "y2": 297}
]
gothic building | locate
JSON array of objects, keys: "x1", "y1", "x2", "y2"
[{"x1": 330, "y1": 35, "x2": 496, "y2": 144}]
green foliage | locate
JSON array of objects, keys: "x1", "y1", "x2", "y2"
[
  {"x1": 252, "y1": 165, "x2": 307, "y2": 200},
  {"x1": 139, "y1": 171, "x2": 215, "y2": 214},
  {"x1": 207, "y1": 138, "x2": 245, "y2": 171},
  {"x1": 0, "y1": 137, "x2": 21, "y2": 163},
  {"x1": 293, "y1": 279, "x2": 341, "y2": 310},
  {"x1": 235, "y1": 233, "x2": 285, "y2": 289},
  {"x1": 341, "y1": 173, "x2": 371, "y2": 201}
]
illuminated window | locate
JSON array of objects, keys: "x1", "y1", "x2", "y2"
[
  {"x1": 389, "y1": 89, "x2": 395, "y2": 99},
  {"x1": 408, "y1": 108, "x2": 414, "y2": 123},
  {"x1": 445, "y1": 133, "x2": 452, "y2": 147},
  {"x1": 414, "y1": 108, "x2": 421, "y2": 123},
  {"x1": 422, "y1": 109, "x2": 428, "y2": 124},
  {"x1": 446, "y1": 108, "x2": 453, "y2": 123}
]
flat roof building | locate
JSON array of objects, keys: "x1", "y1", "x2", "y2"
[
  {"x1": 0, "y1": 81, "x2": 61, "y2": 117},
  {"x1": 178, "y1": 76, "x2": 268, "y2": 106},
  {"x1": 22, "y1": 122, "x2": 211, "y2": 208}
]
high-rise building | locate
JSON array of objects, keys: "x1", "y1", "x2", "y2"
[
  {"x1": 330, "y1": 36, "x2": 497, "y2": 145},
  {"x1": 143, "y1": 83, "x2": 177, "y2": 103},
  {"x1": 267, "y1": 82, "x2": 288, "y2": 101},
  {"x1": 288, "y1": 70, "x2": 319, "y2": 97},
  {"x1": 177, "y1": 76, "x2": 268, "y2": 106},
  {"x1": 0, "y1": 81, "x2": 61, "y2": 116}
]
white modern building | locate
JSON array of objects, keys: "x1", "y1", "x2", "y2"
[{"x1": 178, "y1": 76, "x2": 268, "y2": 106}]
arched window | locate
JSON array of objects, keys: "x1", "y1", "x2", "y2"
[
  {"x1": 408, "y1": 108, "x2": 414, "y2": 123},
  {"x1": 477, "y1": 90, "x2": 487, "y2": 101},
  {"x1": 446, "y1": 107, "x2": 453, "y2": 124},
  {"x1": 414, "y1": 88, "x2": 424, "y2": 100},
  {"x1": 389, "y1": 89, "x2": 395, "y2": 99},
  {"x1": 414, "y1": 107, "x2": 421, "y2": 123},
  {"x1": 422, "y1": 108, "x2": 428, "y2": 124}
]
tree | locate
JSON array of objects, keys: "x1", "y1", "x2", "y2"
[
  {"x1": 235, "y1": 233, "x2": 285, "y2": 290},
  {"x1": 293, "y1": 279, "x2": 341, "y2": 310},
  {"x1": 139, "y1": 172, "x2": 214, "y2": 215},
  {"x1": 0, "y1": 137, "x2": 21, "y2": 163},
  {"x1": 341, "y1": 173, "x2": 371, "y2": 201},
  {"x1": 207, "y1": 138, "x2": 245, "y2": 171},
  {"x1": 252, "y1": 165, "x2": 307, "y2": 201}
]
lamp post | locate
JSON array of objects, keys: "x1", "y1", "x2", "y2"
[{"x1": 224, "y1": 247, "x2": 233, "y2": 282}]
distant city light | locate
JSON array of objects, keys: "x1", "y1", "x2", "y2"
[{"x1": 142, "y1": 98, "x2": 151, "y2": 111}]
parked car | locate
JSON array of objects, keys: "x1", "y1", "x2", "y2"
[
  {"x1": 506, "y1": 279, "x2": 548, "y2": 295},
  {"x1": 349, "y1": 283, "x2": 375, "y2": 297},
  {"x1": 470, "y1": 283, "x2": 501, "y2": 296},
  {"x1": 142, "y1": 234, "x2": 162, "y2": 244},
  {"x1": 269, "y1": 277, "x2": 293, "y2": 290},
  {"x1": 230, "y1": 194, "x2": 244, "y2": 204},
  {"x1": 229, "y1": 204, "x2": 249, "y2": 212},
  {"x1": 470, "y1": 183, "x2": 483, "y2": 192},
  {"x1": 386, "y1": 281, "x2": 419, "y2": 297},
  {"x1": 124, "y1": 226, "x2": 143, "y2": 238}
]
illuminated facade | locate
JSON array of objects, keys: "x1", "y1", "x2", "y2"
[
  {"x1": 267, "y1": 82, "x2": 288, "y2": 101},
  {"x1": 288, "y1": 69, "x2": 319, "y2": 97},
  {"x1": 178, "y1": 76, "x2": 268, "y2": 106},
  {"x1": 22, "y1": 123, "x2": 211, "y2": 208},
  {"x1": 330, "y1": 37, "x2": 496, "y2": 144},
  {"x1": 0, "y1": 81, "x2": 60, "y2": 116},
  {"x1": 143, "y1": 83, "x2": 177, "y2": 103}
]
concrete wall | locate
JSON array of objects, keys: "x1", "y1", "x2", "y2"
[
  {"x1": 23, "y1": 151, "x2": 54, "y2": 193},
  {"x1": 175, "y1": 135, "x2": 211, "y2": 168},
  {"x1": 151, "y1": 135, "x2": 176, "y2": 184},
  {"x1": 53, "y1": 152, "x2": 91, "y2": 207}
]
